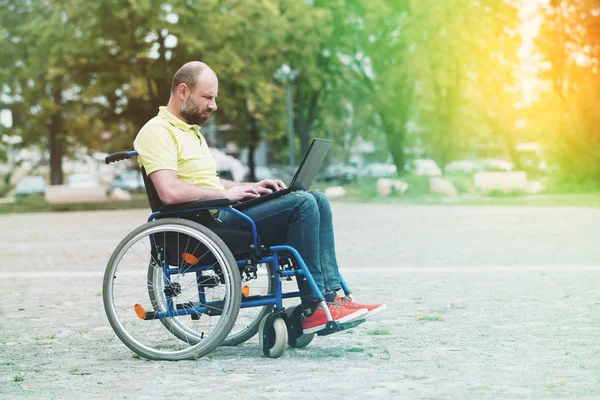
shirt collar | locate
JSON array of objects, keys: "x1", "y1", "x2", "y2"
[{"x1": 158, "y1": 106, "x2": 201, "y2": 136}]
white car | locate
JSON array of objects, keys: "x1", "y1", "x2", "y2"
[
  {"x1": 67, "y1": 174, "x2": 100, "y2": 188},
  {"x1": 361, "y1": 163, "x2": 397, "y2": 178},
  {"x1": 15, "y1": 176, "x2": 46, "y2": 196}
]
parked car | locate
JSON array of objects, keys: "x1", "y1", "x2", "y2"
[
  {"x1": 406, "y1": 159, "x2": 442, "y2": 176},
  {"x1": 445, "y1": 160, "x2": 481, "y2": 176},
  {"x1": 15, "y1": 176, "x2": 46, "y2": 197},
  {"x1": 110, "y1": 170, "x2": 145, "y2": 192},
  {"x1": 317, "y1": 164, "x2": 358, "y2": 183},
  {"x1": 67, "y1": 173, "x2": 100, "y2": 188},
  {"x1": 361, "y1": 163, "x2": 397, "y2": 178}
]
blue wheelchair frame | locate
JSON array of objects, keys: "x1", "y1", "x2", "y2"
[{"x1": 148, "y1": 205, "x2": 351, "y2": 318}]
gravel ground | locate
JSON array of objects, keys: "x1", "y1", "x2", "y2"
[{"x1": 1, "y1": 204, "x2": 600, "y2": 399}]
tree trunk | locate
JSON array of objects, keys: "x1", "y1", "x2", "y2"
[
  {"x1": 295, "y1": 85, "x2": 320, "y2": 158},
  {"x1": 49, "y1": 86, "x2": 64, "y2": 185},
  {"x1": 49, "y1": 115, "x2": 64, "y2": 185},
  {"x1": 500, "y1": 130, "x2": 523, "y2": 171},
  {"x1": 247, "y1": 118, "x2": 259, "y2": 182},
  {"x1": 383, "y1": 118, "x2": 406, "y2": 175}
]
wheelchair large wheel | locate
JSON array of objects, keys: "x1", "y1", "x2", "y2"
[
  {"x1": 221, "y1": 262, "x2": 275, "y2": 346},
  {"x1": 103, "y1": 218, "x2": 241, "y2": 360}
]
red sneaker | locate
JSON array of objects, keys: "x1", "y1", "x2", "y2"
[
  {"x1": 334, "y1": 296, "x2": 386, "y2": 319},
  {"x1": 301, "y1": 303, "x2": 367, "y2": 334}
]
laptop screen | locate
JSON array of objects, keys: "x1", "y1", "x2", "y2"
[{"x1": 289, "y1": 138, "x2": 332, "y2": 191}]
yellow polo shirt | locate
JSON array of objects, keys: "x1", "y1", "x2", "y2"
[{"x1": 133, "y1": 107, "x2": 225, "y2": 192}]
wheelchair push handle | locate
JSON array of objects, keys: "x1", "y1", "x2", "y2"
[{"x1": 105, "y1": 150, "x2": 138, "y2": 164}]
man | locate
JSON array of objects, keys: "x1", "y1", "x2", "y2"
[{"x1": 134, "y1": 61, "x2": 385, "y2": 334}]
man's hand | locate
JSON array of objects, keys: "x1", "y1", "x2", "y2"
[
  {"x1": 225, "y1": 185, "x2": 261, "y2": 202},
  {"x1": 253, "y1": 179, "x2": 287, "y2": 195}
]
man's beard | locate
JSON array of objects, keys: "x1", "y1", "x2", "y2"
[{"x1": 180, "y1": 97, "x2": 210, "y2": 126}]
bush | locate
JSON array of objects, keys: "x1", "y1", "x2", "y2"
[
  {"x1": 0, "y1": 183, "x2": 10, "y2": 198},
  {"x1": 487, "y1": 189, "x2": 527, "y2": 197},
  {"x1": 397, "y1": 175, "x2": 430, "y2": 196},
  {"x1": 445, "y1": 176, "x2": 473, "y2": 194},
  {"x1": 544, "y1": 176, "x2": 600, "y2": 194}
]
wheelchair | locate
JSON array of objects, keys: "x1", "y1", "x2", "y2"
[{"x1": 103, "y1": 151, "x2": 365, "y2": 360}]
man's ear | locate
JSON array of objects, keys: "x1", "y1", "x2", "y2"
[{"x1": 176, "y1": 83, "x2": 188, "y2": 100}]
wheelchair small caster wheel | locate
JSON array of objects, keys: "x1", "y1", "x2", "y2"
[
  {"x1": 285, "y1": 306, "x2": 314, "y2": 348},
  {"x1": 325, "y1": 321, "x2": 338, "y2": 333},
  {"x1": 259, "y1": 315, "x2": 288, "y2": 358}
]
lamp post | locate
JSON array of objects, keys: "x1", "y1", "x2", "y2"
[{"x1": 275, "y1": 64, "x2": 300, "y2": 166}]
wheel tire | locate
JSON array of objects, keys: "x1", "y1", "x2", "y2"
[
  {"x1": 221, "y1": 262, "x2": 275, "y2": 346},
  {"x1": 285, "y1": 306, "x2": 314, "y2": 348},
  {"x1": 103, "y1": 218, "x2": 241, "y2": 360},
  {"x1": 258, "y1": 316, "x2": 288, "y2": 358}
]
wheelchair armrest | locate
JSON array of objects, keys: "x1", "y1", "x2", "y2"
[{"x1": 159, "y1": 198, "x2": 232, "y2": 213}]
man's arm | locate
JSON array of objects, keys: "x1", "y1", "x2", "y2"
[
  {"x1": 221, "y1": 178, "x2": 287, "y2": 192},
  {"x1": 150, "y1": 170, "x2": 262, "y2": 204},
  {"x1": 220, "y1": 178, "x2": 249, "y2": 189}
]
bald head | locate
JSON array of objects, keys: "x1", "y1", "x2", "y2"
[
  {"x1": 170, "y1": 61, "x2": 216, "y2": 96},
  {"x1": 168, "y1": 61, "x2": 218, "y2": 126}
]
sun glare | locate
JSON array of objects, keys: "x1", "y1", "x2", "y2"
[{"x1": 517, "y1": 0, "x2": 545, "y2": 105}]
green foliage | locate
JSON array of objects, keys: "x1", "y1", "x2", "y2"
[
  {"x1": 446, "y1": 176, "x2": 474, "y2": 195},
  {"x1": 399, "y1": 175, "x2": 431, "y2": 197},
  {"x1": 532, "y1": 1, "x2": 600, "y2": 183},
  {"x1": 1, "y1": 0, "x2": 596, "y2": 189},
  {"x1": 358, "y1": 0, "x2": 521, "y2": 171},
  {"x1": 543, "y1": 176, "x2": 600, "y2": 194},
  {"x1": 487, "y1": 189, "x2": 527, "y2": 197}
]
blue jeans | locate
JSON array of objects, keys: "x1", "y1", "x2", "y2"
[{"x1": 217, "y1": 190, "x2": 341, "y2": 298}]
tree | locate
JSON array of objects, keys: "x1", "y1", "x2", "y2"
[
  {"x1": 534, "y1": 0, "x2": 600, "y2": 182},
  {"x1": 0, "y1": 0, "x2": 104, "y2": 184},
  {"x1": 66, "y1": 0, "x2": 332, "y2": 177}
]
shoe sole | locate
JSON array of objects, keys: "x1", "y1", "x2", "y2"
[
  {"x1": 303, "y1": 308, "x2": 368, "y2": 335},
  {"x1": 365, "y1": 304, "x2": 386, "y2": 319}
]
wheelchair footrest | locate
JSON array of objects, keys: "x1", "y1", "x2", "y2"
[{"x1": 316, "y1": 318, "x2": 367, "y2": 336}]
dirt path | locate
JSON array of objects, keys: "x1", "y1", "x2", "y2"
[{"x1": 1, "y1": 205, "x2": 599, "y2": 399}]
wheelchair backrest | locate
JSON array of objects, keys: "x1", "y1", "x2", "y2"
[{"x1": 140, "y1": 167, "x2": 162, "y2": 212}]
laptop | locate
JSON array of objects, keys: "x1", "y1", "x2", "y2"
[{"x1": 233, "y1": 138, "x2": 332, "y2": 210}]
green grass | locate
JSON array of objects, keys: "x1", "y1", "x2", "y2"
[
  {"x1": 1, "y1": 180, "x2": 598, "y2": 214},
  {"x1": 418, "y1": 314, "x2": 442, "y2": 321},
  {"x1": 346, "y1": 347, "x2": 365, "y2": 353},
  {"x1": 366, "y1": 329, "x2": 390, "y2": 336},
  {"x1": 456, "y1": 193, "x2": 600, "y2": 208},
  {"x1": 312, "y1": 178, "x2": 600, "y2": 208},
  {"x1": 0, "y1": 193, "x2": 150, "y2": 214},
  {"x1": 13, "y1": 373, "x2": 24, "y2": 382}
]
